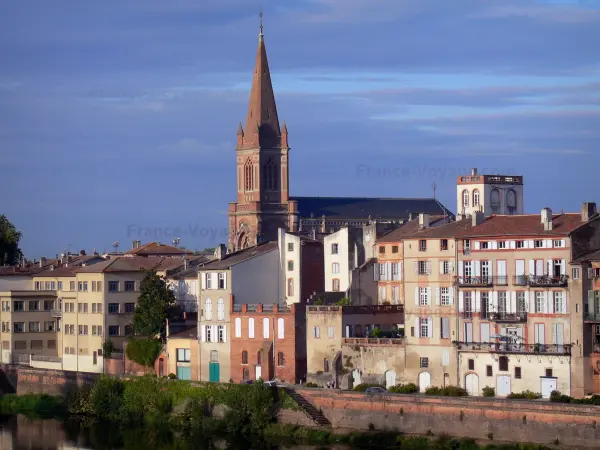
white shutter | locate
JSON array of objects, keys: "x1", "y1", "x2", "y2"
[
  {"x1": 458, "y1": 261, "x2": 464, "y2": 276},
  {"x1": 528, "y1": 260, "x2": 535, "y2": 275},
  {"x1": 436, "y1": 287, "x2": 441, "y2": 305},
  {"x1": 492, "y1": 291, "x2": 498, "y2": 312},
  {"x1": 235, "y1": 318, "x2": 241, "y2": 338},
  {"x1": 528, "y1": 240, "x2": 535, "y2": 249},
  {"x1": 545, "y1": 239, "x2": 552, "y2": 249},
  {"x1": 200, "y1": 325, "x2": 206, "y2": 342},
  {"x1": 414, "y1": 262, "x2": 419, "y2": 274},
  {"x1": 480, "y1": 323, "x2": 490, "y2": 343},
  {"x1": 387, "y1": 262, "x2": 393, "y2": 280},
  {"x1": 426, "y1": 261, "x2": 432, "y2": 275},
  {"x1": 560, "y1": 259, "x2": 566, "y2": 275},
  {"x1": 223, "y1": 273, "x2": 227, "y2": 289},
  {"x1": 399, "y1": 262, "x2": 403, "y2": 280},
  {"x1": 589, "y1": 290, "x2": 595, "y2": 307},
  {"x1": 474, "y1": 291, "x2": 481, "y2": 312},
  {"x1": 427, "y1": 287, "x2": 432, "y2": 305},
  {"x1": 474, "y1": 241, "x2": 481, "y2": 250},
  {"x1": 510, "y1": 292, "x2": 517, "y2": 314},
  {"x1": 449, "y1": 261, "x2": 454, "y2": 273},
  {"x1": 474, "y1": 261, "x2": 481, "y2": 276},
  {"x1": 528, "y1": 291, "x2": 535, "y2": 313},
  {"x1": 509, "y1": 240, "x2": 516, "y2": 249},
  {"x1": 201, "y1": 273, "x2": 206, "y2": 290},
  {"x1": 212, "y1": 325, "x2": 217, "y2": 343},
  {"x1": 491, "y1": 241, "x2": 497, "y2": 250},
  {"x1": 561, "y1": 239, "x2": 566, "y2": 248},
  {"x1": 439, "y1": 261, "x2": 444, "y2": 275},
  {"x1": 222, "y1": 326, "x2": 227, "y2": 343},
  {"x1": 427, "y1": 317, "x2": 433, "y2": 338},
  {"x1": 449, "y1": 288, "x2": 454, "y2": 305},
  {"x1": 458, "y1": 291, "x2": 464, "y2": 312},
  {"x1": 547, "y1": 259, "x2": 553, "y2": 276},
  {"x1": 548, "y1": 291, "x2": 554, "y2": 314},
  {"x1": 442, "y1": 350, "x2": 450, "y2": 366},
  {"x1": 415, "y1": 287, "x2": 419, "y2": 305},
  {"x1": 414, "y1": 318, "x2": 420, "y2": 337},
  {"x1": 374, "y1": 263, "x2": 380, "y2": 281}
]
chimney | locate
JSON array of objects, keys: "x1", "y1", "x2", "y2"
[
  {"x1": 472, "y1": 211, "x2": 485, "y2": 226},
  {"x1": 214, "y1": 244, "x2": 227, "y2": 260},
  {"x1": 582, "y1": 202, "x2": 598, "y2": 222},
  {"x1": 418, "y1": 213, "x2": 430, "y2": 229},
  {"x1": 184, "y1": 257, "x2": 188, "y2": 270},
  {"x1": 541, "y1": 208, "x2": 553, "y2": 231},
  {"x1": 408, "y1": 213, "x2": 414, "y2": 221},
  {"x1": 471, "y1": 168, "x2": 478, "y2": 176},
  {"x1": 39, "y1": 257, "x2": 46, "y2": 268},
  {"x1": 93, "y1": 248, "x2": 98, "y2": 256},
  {"x1": 132, "y1": 241, "x2": 137, "y2": 250}
]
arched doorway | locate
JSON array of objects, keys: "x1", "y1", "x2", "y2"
[
  {"x1": 385, "y1": 370, "x2": 396, "y2": 389},
  {"x1": 465, "y1": 373, "x2": 479, "y2": 396},
  {"x1": 418, "y1": 372, "x2": 431, "y2": 392}
]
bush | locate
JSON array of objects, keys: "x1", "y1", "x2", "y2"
[
  {"x1": 550, "y1": 390, "x2": 600, "y2": 405},
  {"x1": 482, "y1": 386, "x2": 495, "y2": 397},
  {"x1": 0, "y1": 393, "x2": 66, "y2": 418},
  {"x1": 304, "y1": 382, "x2": 321, "y2": 388},
  {"x1": 90, "y1": 375, "x2": 125, "y2": 421},
  {"x1": 424, "y1": 386, "x2": 468, "y2": 397},
  {"x1": 388, "y1": 383, "x2": 419, "y2": 394},
  {"x1": 507, "y1": 390, "x2": 541, "y2": 400},
  {"x1": 353, "y1": 383, "x2": 384, "y2": 392},
  {"x1": 168, "y1": 373, "x2": 177, "y2": 380},
  {"x1": 125, "y1": 338, "x2": 163, "y2": 373}
]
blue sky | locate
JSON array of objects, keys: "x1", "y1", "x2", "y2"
[{"x1": 1, "y1": 0, "x2": 599, "y2": 257}]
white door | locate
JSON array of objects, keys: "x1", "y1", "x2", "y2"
[
  {"x1": 465, "y1": 373, "x2": 479, "y2": 396},
  {"x1": 255, "y1": 365, "x2": 262, "y2": 380},
  {"x1": 352, "y1": 369, "x2": 361, "y2": 387},
  {"x1": 385, "y1": 371, "x2": 396, "y2": 389},
  {"x1": 418, "y1": 372, "x2": 431, "y2": 392},
  {"x1": 496, "y1": 375, "x2": 511, "y2": 396},
  {"x1": 541, "y1": 378, "x2": 557, "y2": 399}
]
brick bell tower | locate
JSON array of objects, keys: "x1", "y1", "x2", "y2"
[{"x1": 228, "y1": 15, "x2": 298, "y2": 252}]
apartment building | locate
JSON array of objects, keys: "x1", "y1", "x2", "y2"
[
  {"x1": 454, "y1": 205, "x2": 600, "y2": 398},
  {"x1": 169, "y1": 267, "x2": 199, "y2": 313},
  {"x1": 198, "y1": 242, "x2": 279, "y2": 382}
]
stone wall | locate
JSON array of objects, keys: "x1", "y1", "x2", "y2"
[
  {"x1": 295, "y1": 388, "x2": 600, "y2": 448},
  {"x1": 1, "y1": 365, "x2": 99, "y2": 395}
]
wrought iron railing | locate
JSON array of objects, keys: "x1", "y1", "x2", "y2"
[
  {"x1": 454, "y1": 341, "x2": 570, "y2": 355},
  {"x1": 342, "y1": 337, "x2": 405, "y2": 346},
  {"x1": 487, "y1": 311, "x2": 528, "y2": 323},
  {"x1": 513, "y1": 275, "x2": 568, "y2": 287},
  {"x1": 584, "y1": 312, "x2": 600, "y2": 322},
  {"x1": 455, "y1": 276, "x2": 493, "y2": 287}
]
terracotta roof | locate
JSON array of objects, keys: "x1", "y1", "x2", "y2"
[
  {"x1": 377, "y1": 216, "x2": 458, "y2": 242},
  {"x1": 124, "y1": 242, "x2": 193, "y2": 256},
  {"x1": 74, "y1": 256, "x2": 184, "y2": 273},
  {"x1": 199, "y1": 242, "x2": 278, "y2": 270},
  {"x1": 35, "y1": 267, "x2": 77, "y2": 277},
  {"x1": 457, "y1": 213, "x2": 586, "y2": 238},
  {"x1": 0, "y1": 267, "x2": 38, "y2": 277},
  {"x1": 572, "y1": 249, "x2": 600, "y2": 264}
]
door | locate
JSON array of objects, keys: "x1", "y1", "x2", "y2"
[
  {"x1": 496, "y1": 375, "x2": 511, "y2": 396},
  {"x1": 465, "y1": 373, "x2": 479, "y2": 396},
  {"x1": 385, "y1": 371, "x2": 396, "y2": 389},
  {"x1": 444, "y1": 373, "x2": 450, "y2": 388},
  {"x1": 515, "y1": 260, "x2": 525, "y2": 284},
  {"x1": 158, "y1": 358, "x2": 164, "y2": 377},
  {"x1": 255, "y1": 365, "x2": 262, "y2": 380},
  {"x1": 541, "y1": 377, "x2": 557, "y2": 399},
  {"x1": 418, "y1": 372, "x2": 431, "y2": 392},
  {"x1": 209, "y1": 362, "x2": 220, "y2": 382},
  {"x1": 177, "y1": 366, "x2": 191, "y2": 380},
  {"x1": 352, "y1": 369, "x2": 361, "y2": 387}
]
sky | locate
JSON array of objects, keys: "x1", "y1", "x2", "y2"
[{"x1": 1, "y1": 0, "x2": 599, "y2": 257}]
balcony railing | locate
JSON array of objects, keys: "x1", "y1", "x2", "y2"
[
  {"x1": 32, "y1": 355, "x2": 61, "y2": 363},
  {"x1": 342, "y1": 337, "x2": 405, "y2": 346},
  {"x1": 50, "y1": 309, "x2": 62, "y2": 318},
  {"x1": 593, "y1": 343, "x2": 600, "y2": 354},
  {"x1": 513, "y1": 275, "x2": 568, "y2": 287},
  {"x1": 460, "y1": 311, "x2": 474, "y2": 319},
  {"x1": 455, "y1": 342, "x2": 570, "y2": 355},
  {"x1": 487, "y1": 311, "x2": 528, "y2": 323},
  {"x1": 455, "y1": 276, "x2": 493, "y2": 287}
]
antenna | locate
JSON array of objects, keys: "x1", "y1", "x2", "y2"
[
  {"x1": 432, "y1": 182, "x2": 437, "y2": 200},
  {"x1": 112, "y1": 241, "x2": 120, "y2": 253},
  {"x1": 172, "y1": 237, "x2": 181, "y2": 248}
]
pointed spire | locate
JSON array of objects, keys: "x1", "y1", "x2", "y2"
[
  {"x1": 281, "y1": 121, "x2": 288, "y2": 134},
  {"x1": 244, "y1": 11, "x2": 280, "y2": 146}
]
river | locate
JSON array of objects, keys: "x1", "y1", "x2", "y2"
[{"x1": 0, "y1": 415, "x2": 353, "y2": 450}]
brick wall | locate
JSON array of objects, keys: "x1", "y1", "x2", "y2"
[
  {"x1": 295, "y1": 389, "x2": 600, "y2": 448},
  {"x1": 9, "y1": 366, "x2": 100, "y2": 395}
]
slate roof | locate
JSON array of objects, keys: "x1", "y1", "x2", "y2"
[
  {"x1": 291, "y1": 196, "x2": 454, "y2": 221},
  {"x1": 199, "y1": 242, "x2": 279, "y2": 270}
]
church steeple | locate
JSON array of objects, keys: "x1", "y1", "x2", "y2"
[{"x1": 243, "y1": 12, "x2": 280, "y2": 147}]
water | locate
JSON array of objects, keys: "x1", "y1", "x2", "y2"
[{"x1": 0, "y1": 416, "x2": 351, "y2": 450}]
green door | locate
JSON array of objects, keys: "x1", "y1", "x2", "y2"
[
  {"x1": 177, "y1": 366, "x2": 191, "y2": 380},
  {"x1": 209, "y1": 362, "x2": 220, "y2": 382}
]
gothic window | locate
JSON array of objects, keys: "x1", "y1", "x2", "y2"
[
  {"x1": 263, "y1": 158, "x2": 277, "y2": 190},
  {"x1": 490, "y1": 189, "x2": 500, "y2": 212},
  {"x1": 462, "y1": 190, "x2": 469, "y2": 208},
  {"x1": 244, "y1": 159, "x2": 254, "y2": 192},
  {"x1": 506, "y1": 189, "x2": 517, "y2": 214},
  {"x1": 472, "y1": 189, "x2": 480, "y2": 207}
]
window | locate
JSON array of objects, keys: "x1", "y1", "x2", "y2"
[
  {"x1": 553, "y1": 292, "x2": 564, "y2": 314},
  {"x1": 235, "y1": 318, "x2": 242, "y2": 337},
  {"x1": 210, "y1": 350, "x2": 218, "y2": 363},
  {"x1": 124, "y1": 325, "x2": 132, "y2": 336},
  {"x1": 125, "y1": 303, "x2": 135, "y2": 314},
  {"x1": 13, "y1": 301, "x2": 23, "y2": 312},
  {"x1": 481, "y1": 241, "x2": 489, "y2": 249},
  {"x1": 244, "y1": 159, "x2": 254, "y2": 191},
  {"x1": 29, "y1": 322, "x2": 40, "y2": 333},
  {"x1": 263, "y1": 157, "x2": 277, "y2": 190},
  {"x1": 498, "y1": 356, "x2": 509, "y2": 371},
  {"x1": 392, "y1": 286, "x2": 400, "y2": 304},
  {"x1": 379, "y1": 286, "x2": 387, "y2": 302},
  {"x1": 109, "y1": 281, "x2": 119, "y2": 292},
  {"x1": 515, "y1": 367, "x2": 521, "y2": 379},
  {"x1": 263, "y1": 318, "x2": 270, "y2": 339},
  {"x1": 331, "y1": 244, "x2": 339, "y2": 254},
  {"x1": 553, "y1": 240, "x2": 564, "y2": 248},
  {"x1": 419, "y1": 240, "x2": 427, "y2": 251},
  {"x1": 498, "y1": 241, "x2": 506, "y2": 249},
  {"x1": 328, "y1": 326, "x2": 334, "y2": 339},
  {"x1": 218, "y1": 325, "x2": 225, "y2": 343},
  {"x1": 473, "y1": 189, "x2": 480, "y2": 207},
  {"x1": 462, "y1": 190, "x2": 469, "y2": 208},
  {"x1": 378, "y1": 246, "x2": 385, "y2": 254},
  {"x1": 177, "y1": 349, "x2": 191, "y2": 362},
  {"x1": 419, "y1": 287, "x2": 429, "y2": 306},
  {"x1": 498, "y1": 291, "x2": 507, "y2": 313},
  {"x1": 205, "y1": 326, "x2": 212, "y2": 342},
  {"x1": 124, "y1": 281, "x2": 135, "y2": 292},
  {"x1": 108, "y1": 326, "x2": 119, "y2": 336},
  {"x1": 277, "y1": 352, "x2": 284, "y2": 366},
  {"x1": 45, "y1": 281, "x2": 51, "y2": 290},
  {"x1": 546, "y1": 368, "x2": 553, "y2": 377},
  {"x1": 419, "y1": 317, "x2": 429, "y2": 337},
  {"x1": 34, "y1": 281, "x2": 40, "y2": 290},
  {"x1": 13, "y1": 322, "x2": 24, "y2": 333},
  {"x1": 29, "y1": 301, "x2": 39, "y2": 311},
  {"x1": 217, "y1": 299, "x2": 224, "y2": 320},
  {"x1": 51, "y1": 281, "x2": 56, "y2": 290},
  {"x1": 332, "y1": 262, "x2": 340, "y2": 274},
  {"x1": 257, "y1": 352, "x2": 262, "y2": 365},
  {"x1": 441, "y1": 317, "x2": 450, "y2": 339},
  {"x1": 572, "y1": 268, "x2": 580, "y2": 280},
  {"x1": 287, "y1": 261, "x2": 294, "y2": 271},
  {"x1": 278, "y1": 318, "x2": 284, "y2": 339},
  {"x1": 287, "y1": 278, "x2": 294, "y2": 296},
  {"x1": 205, "y1": 299, "x2": 212, "y2": 320},
  {"x1": 418, "y1": 261, "x2": 428, "y2": 275},
  {"x1": 535, "y1": 292, "x2": 545, "y2": 313},
  {"x1": 535, "y1": 240, "x2": 543, "y2": 248},
  {"x1": 70, "y1": 281, "x2": 75, "y2": 291},
  {"x1": 440, "y1": 239, "x2": 448, "y2": 251},
  {"x1": 441, "y1": 261, "x2": 450, "y2": 275},
  {"x1": 218, "y1": 273, "x2": 226, "y2": 289},
  {"x1": 206, "y1": 273, "x2": 212, "y2": 289},
  {"x1": 242, "y1": 351, "x2": 248, "y2": 364},
  {"x1": 420, "y1": 357, "x2": 429, "y2": 368},
  {"x1": 516, "y1": 240, "x2": 524, "y2": 249},
  {"x1": 332, "y1": 279, "x2": 340, "y2": 291},
  {"x1": 486, "y1": 365, "x2": 493, "y2": 377},
  {"x1": 468, "y1": 359, "x2": 474, "y2": 370},
  {"x1": 392, "y1": 245, "x2": 399, "y2": 254},
  {"x1": 43, "y1": 300, "x2": 53, "y2": 311},
  {"x1": 490, "y1": 188, "x2": 500, "y2": 212},
  {"x1": 242, "y1": 368, "x2": 250, "y2": 380},
  {"x1": 517, "y1": 292, "x2": 526, "y2": 313},
  {"x1": 440, "y1": 287, "x2": 450, "y2": 306},
  {"x1": 287, "y1": 243, "x2": 294, "y2": 251},
  {"x1": 108, "y1": 303, "x2": 119, "y2": 314},
  {"x1": 313, "y1": 326, "x2": 320, "y2": 338}
]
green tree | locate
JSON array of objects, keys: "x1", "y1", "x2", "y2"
[
  {"x1": 125, "y1": 338, "x2": 163, "y2": 374},
  {"x1": 0, "y1": 215, "x2": 23, "y2": 266},
  {"x1": 132, "y1": 269, "x2": 175, "y2": 338}
]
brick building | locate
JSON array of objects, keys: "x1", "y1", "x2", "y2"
[{"x1": 229, "y1": 300, "x2": 305, "y2": 384}]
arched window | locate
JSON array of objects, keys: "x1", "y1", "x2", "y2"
[
  {"x1": 490, "y1": 189, "x2": 500, "y2": 212},
  {"x1": 242, "y1": 350, "x2": 248, "y2": 365},
  {"x1": 332, "y1": 279, "x2": 340, "y2": 291},
  {"x1": 332, "y1": 262, "x2": 340, "y2": 274},
  {"x1": 244, "y1": 159, "x2": 254, "y2": 191},
  {"x1": 257, "y1": 351, "x2": 262, "y2": 365},
  {"x1": 473, "y1": 189, "x2": 480, "y2": 207},
  {"x1": 277, "y1": 318, "x2": 284, "y2": 339},
  {"x1": 217, "y1": 298, "x2": 224, "y2": 320},
  {"x1": 462, "y1": 190, "x2": 470, "y2": 208},
  {"x1": 506, "y1": 189, "x2": 517, "y2": 213},
  {"x1": 205, "y1": 299, "x2": 212, "y2": 320},
  {"x1": 324, "y1": 358, "x2": 330, "y2": 372},
  {"x1": 277, "y1": 352, "x2": 285, "y2": 367},
  {"x1": 248, "y1": 318, "x2": 255, "y2": 338},
  {"x1": 263, "y1": 158, "x2": 277, "y2": 190},
  {"x1": 235, "y1": 317, "x2": 242, "y2": 337},
  {"x1": 263, "y1": 318, "x2": 270, "y2": 339}
]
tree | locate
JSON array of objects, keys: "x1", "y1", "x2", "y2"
[
  {"x1": 132, "y1": 269, "x2": 176, "y2": 338},
  {"x1": 0, "y1": 215, "x2": 23, "y2": 266},
  {"x1": 125, "y1": 338, "x2": 163, "y2": 374}
]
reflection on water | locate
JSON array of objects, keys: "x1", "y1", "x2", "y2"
[{"x1": 0, "y1": 416, "x2": 350, "y2": 450}]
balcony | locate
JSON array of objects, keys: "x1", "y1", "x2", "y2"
[
  {"x1": 460, "y1": 311, "x2": 474, "y2": 319},
  {"x1": 454, "y1": 342, "x2": 570, "y2": 356},
  {"x1": 455, "y1": 276, "x2": 493, "y2": 287},
  {"x1": 513, "y1": 275, "x2": 568, "y2": 287},
  {"x1": 593, "y1": 343, "x2": 600, "y2": 354},
  {"x1": 487, "y1": 311, "x2": 528, "y2": 323},
  {"x1": 342, "y1": 337, "x2": 405, "y2": 346},
  {"x1": 50, "y1": 309, "x2": 62, "y2": 318},
  {"x1": 584, "y1": 312, "x2": 600, "y2": 322}
]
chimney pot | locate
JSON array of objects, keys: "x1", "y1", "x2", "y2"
[
  {"x1": 582, "y1": 202, "x2": 598, "y2": 222},
  {"x1": 472, "y1": 168, "x2": 478, "y2": 176},
  {"x1": 214, "y1": 244, "x2": 227, "y2": 260},
  {"x1": 472, "y1": 211, "x2": 485, "y2": 226}
]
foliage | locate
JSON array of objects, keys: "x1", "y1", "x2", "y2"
[
  {"x1": 353, "y1": 383, "x2": 384, "y2": 392},
  {"x1": 132, "y1": 269, "x2": 176, "y2": 338},
  {"x1": 0, "y1": 393, "x2": 65, "y2": 419},
  {"x1": 482, "y1": 386, "x2": 495, "y2": 397},
  {"x1": 335, "y1": 296, "x2": 351, "y2": 306},
  {"x1": 168, "y1": 373, "x2": 177, "y2": 379},
  {"x1": 369, "y1": 327, "x2": 382, "y2": 337},
  {"x1": 313, "y1": 298, "x2": 324, "y2": 305},
  {"x1": 0, "y1": 215, "x2": 23, "y2": 266},
  {"x1": 304, "y1": 382, "x2": 321, "y2": 388},
  {"x1": 125, "y1": 338, "x2": 163, "y2": 373},
  {"x1": 388, "y1": 383, "x2": 419, "y2": 394},
  {"x1": 507, "y1": 390, "x2": 542, "y2": 400},
  {"x1": 66, "y1": 384, "x2": 94, "y2": 415},
  {"x1": 89, "y1": 375, "x2": 125, "y2": 421},
  {"x1": 425, "y1": 386, "x2": 469, "y2": 397},
  {"x1": 102, "y1": 339, "x2": 115, "y2": 358},
  {"x1": 550, "y1": 390, "x2": 600, "y2": 405}
]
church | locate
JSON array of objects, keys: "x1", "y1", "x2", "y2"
[{"x1": 228, "y1": 20, "x2": 453, "y2": 252}]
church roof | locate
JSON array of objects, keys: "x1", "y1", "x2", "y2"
[{"x1": 290, "y1": 197, "x2": 454, "y2": 222}]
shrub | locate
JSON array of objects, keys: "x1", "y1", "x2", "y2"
[
  {"x1": 425, "y1": 386, "x2": 468, "y2": 397},
  {"x1": 304, "y1": 382, "x2": 321, "y2": 388},
  {"x1": 353, "y1": 383, "x2": 384, "y2": 392},
  {"x1": 550, "y1": 390, "x2": 600, "y2": 405},
  {"x1": 482, "y1": 386, "x2": 495, "y2": 397},
  {"x1": 168, "y1": 373, "x2": 177, "y2": 380},
  {"x1": 388, "y1": 383, "x2": 419, "y2": 394},
  {"x1": 90, "y1": 375, "x2": 125, "y2": 421},
  {"x1": 0, "y1": 393, "x2": 66, "y2": 419},
  {"x1": 125, "y1": 338, "x2": 163, "y2": 373},
  {"x1": 507, "y1": 390, "x2": 541, "y2": 400}
]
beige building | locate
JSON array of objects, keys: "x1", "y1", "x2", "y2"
[{"x1": 454, "y1": 205, "x2": 600, "y2": 398}]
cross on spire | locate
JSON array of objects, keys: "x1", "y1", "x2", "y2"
[{"x1": 259, "y1": 10, "x2": 263, "y2": 36}]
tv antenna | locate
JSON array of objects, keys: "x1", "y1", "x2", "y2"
[{"x1": 112, "y1": 241, "x2": 120, "y2": 253}]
